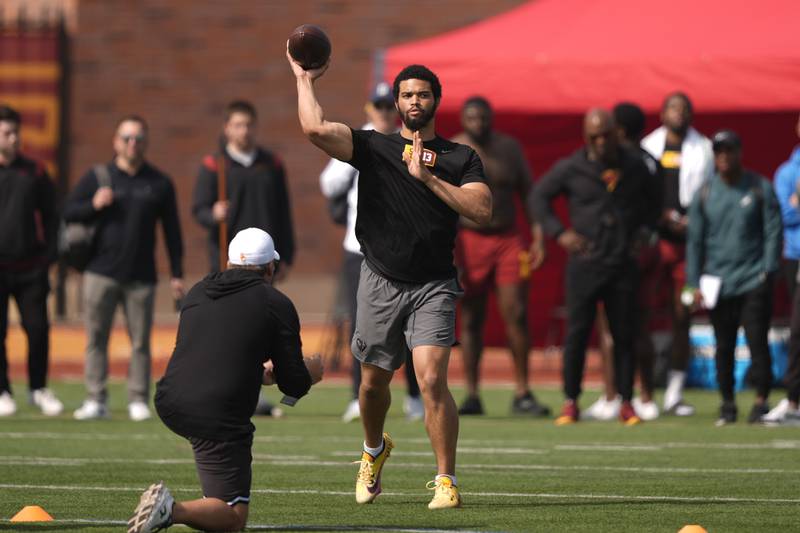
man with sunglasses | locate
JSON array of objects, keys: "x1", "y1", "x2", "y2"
[
  {"x1": 64, "y1": 115, "x2": 184, "y2": 421},
  {"x1": 319, "y1": 82, "x2": 423, "y2": 424},
  {"x1": 532, "y1": 108, "x2": 660, "y2": 425}
]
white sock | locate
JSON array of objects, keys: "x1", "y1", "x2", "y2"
[
  {"x1": 664, "y1": 370, "x2": 686, "y2": 409},
  {"x1": 363, "y1": 439, "x2": 384, "y2": 458},
  {"x1": 436, "y1": 474, "x2": 457, "y2": 486}
]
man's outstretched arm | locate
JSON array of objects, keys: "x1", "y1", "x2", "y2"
[{"x1": 287, "y1": 46, "x2": 353, "y2": 161}]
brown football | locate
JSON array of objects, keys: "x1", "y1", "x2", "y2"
[{"x1": 288, "y1": 24, "x2": 331, "y2": 70}]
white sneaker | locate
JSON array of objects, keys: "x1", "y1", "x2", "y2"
[
  {"x1": 761, "y1": 398, "x2": 790, "y2": 423},
  {"x1": 73, "y1": 399, "x2": 110, "y2": 420},
  {"x1": 582, "y1": 395, "x2": 620, "y2": 420},
  {"x1": 127, "y1": 481, "x2": 174, "y2": 533},
  {"x1": 342, "y1": 399, "x2": 360, "y2": 423},
  {"x1": 632, "y1": 397, "x2": 659, "y2": 421},
  {"x1": 30, "y1": 388, "x2": 64, "y2": 416},
  {"x1": 128, "y1": 401, "x2": 152, "y2": 422},
  {"x1": 664, "y1": 399, "x2": 696, "y2": 416},
  {"x1": 0, "y1": 391, "x2": 17, "y2": 416},
  {"x1": 404, "y1": 395, "x2": 425, "y2": 421}
]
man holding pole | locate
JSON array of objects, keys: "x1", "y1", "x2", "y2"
[{"x1": 192, "y1": 100, "x2": 295, "y2": 279}]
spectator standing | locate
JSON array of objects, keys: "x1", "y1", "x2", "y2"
[
  {"x1": 763, "y1": 112, "x2": 800, "y2": 425},
  {"x1": 532, "y1": 109, "x2": 659, "y2": 426},
  {"x1": 319, "y1": 82, "x2": 423, "y2": 423},
  {"x1": 0, "y1": 104, "x2": 62, "y2": 416},
  {"x1": 64, "y1": 116, "x2": 184, "y2": 421},
  {"x1": 685, "y1": 129, "x2": 782, "y2": 425},
  {"x1": 641, "y1": 92, "x2": 714, "y2": 416},
  {"x1": 451, "y1": 96, "x2": 550, "y2": 417}
]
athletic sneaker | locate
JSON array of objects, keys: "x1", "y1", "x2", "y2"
[
  {"x1": 127, "y1": 481, "x2": 174, "y2": 533},
  {"x1": 511, "y1": 392, "x2": 551, "y2": 417},
  {"x1": 631, "y1": 397, "x2": 659, "y2": 421},
  {"x1": 664, "y1": 399, "x2": 695, "y2": 416},
  {"x1": 747, "y1": 403, "x2": 769, "y2": 424},
  {"x1": 783, "y1": 409, "x2": 800, "y2": 426},
  {"x1": 73, "y1": 399, "x2": 110, "y2": 420},
  {"x1": 404, "y1": 395, "x2": 425, "y2": 421},
  {"x1": 761, "y1": 398, "x2": 789, "y2": 424},
  {"x1": 555, "y1": 400, "x2": 579, "y2": 425},
  {"x1": 619, "y1": 401, "x2": 642, "y2": 426},
  {"x1": 253, "y1": 396, "x2": 285, "y2": 418},
  {"x1": 342, "y1": 399, "x2": 360, "y2": 423},
  {"x1": 128, "y1": 401, "x2": 152, "y2": 422},
  {"x1": 426, "y1": 476, "x2": 462, "y2": 509},
  {"x1": 355, "y1": 433, "x2": 394, "y2": 504},
  {"x1": 0, "y1": 391, "x2": 17, "y2": 416},
  {"x1": 581, "y1": 395, "x2": 620, "y2": 421},
  {"x1": 715, "y1": 401, "x2": 738, "y2": 427},
  {"x1": 457, "y1": 395, "x2": 484, "y2": 416},
  {"x1": 30, "y1": 388, "x2": 63, "y2": 416}
]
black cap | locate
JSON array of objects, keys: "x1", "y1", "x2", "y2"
[
  {"x1": 369, "y1": 82, "x2": 394, "y2": 105},
  {"x1": 712, "y1": 129, "x2": 741, "y2": 151}
]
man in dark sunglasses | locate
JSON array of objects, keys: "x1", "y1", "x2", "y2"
[{"x1": 63, "y1": 115, "x2": 185, "y2": 422}]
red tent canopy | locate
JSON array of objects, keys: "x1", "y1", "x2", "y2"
[
  {"x1": 383, "y1": 0, "x2": 800, "y2": 114},
  {"x1": 379, "y1": 0, "x2": 800, "y2": 346}
]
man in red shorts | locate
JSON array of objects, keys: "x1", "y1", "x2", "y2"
[{"x1": 452, "y1": 96, "x2": 550, "y2": 417}]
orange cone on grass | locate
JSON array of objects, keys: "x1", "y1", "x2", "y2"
[{"x1": 10, "y1": 505, "x2": 54, "y2": 522}]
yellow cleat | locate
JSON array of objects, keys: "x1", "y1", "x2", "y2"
[
  {"x1": 355, "y1": 433, "x2": 394, "y2": 504},
  {"x1": 426, "y1": 476, "x2": 462, "y2": 509}
]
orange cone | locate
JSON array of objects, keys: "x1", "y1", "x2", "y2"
[
  {"x1": 678, "y1": 526, "x2": 707, "y2": 533},
  {"x1": 10, "y1": 505, "x2": 54, "y2": 522}
]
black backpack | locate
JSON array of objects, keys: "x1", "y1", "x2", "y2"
[
  {"x1": 58, "y1": 164, "x2": 111, "y2": 271},
  {"x1": 327, "y1": 175, "x2": 354, "y2": 226}
]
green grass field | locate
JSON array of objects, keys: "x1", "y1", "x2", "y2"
[{"x1": 0, "y1": 381, "x2": 798, "y2": 533}]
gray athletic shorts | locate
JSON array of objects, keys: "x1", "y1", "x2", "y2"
[{"x1": 351, "y1": 261, "x2": 462, "y2": 371}]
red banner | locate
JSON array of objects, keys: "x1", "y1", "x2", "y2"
[{"x1": 0, "y1": 27, "x2": 62, "y2": 178}]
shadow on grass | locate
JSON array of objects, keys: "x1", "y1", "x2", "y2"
[
  {"x1": 246, "y1": 527, "x2": 495, "y2": 532},
  {"x1": 2, "y1": 526, "x2": 114, "y2": 531}
]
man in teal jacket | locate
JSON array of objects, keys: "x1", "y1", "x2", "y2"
[{"x1": 686, "y1": 129, "x2": 782, "y2": 426}]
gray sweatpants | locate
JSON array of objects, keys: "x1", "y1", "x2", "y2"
[{"x1": 82, "y1": 271, "x2": 155, "y2": 404}]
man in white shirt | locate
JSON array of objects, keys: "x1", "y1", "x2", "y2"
[{"x1": 641, "y1": 92, "x2": 714, "y2": 416}]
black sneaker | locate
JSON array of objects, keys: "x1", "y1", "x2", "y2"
[
  {"x1": 511, "y1": 392, "x2": 551, "y2": 417},
  {"x1": 715, "y1": 401, "x2": 737, "y2": 426},
  {"x1": 458, "y1": 396, "x2": 484, "y2": 416},
  {"x1": 747, "y1": 403, "x2": 769, "y2": 424}
]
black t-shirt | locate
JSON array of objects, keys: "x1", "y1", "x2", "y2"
[
  {"x1": 155, "y1": 269, "x2": 312, "y2": 441},
  {"x1": 348, "y1": 129, "x2": 486, "y2": 283},
  {"x1": 661, "y1": 140, "x2": 683, "y2": 214}
]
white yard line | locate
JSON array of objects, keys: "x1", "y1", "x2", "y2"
[
  {"x1": 0, "y1": 455, "x2": 796, "y2": 475},
  {"x1": 0, "y1": 483, "x2": 798, "y2": 505}
]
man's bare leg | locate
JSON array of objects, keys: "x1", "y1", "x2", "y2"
[
  {"x1": 496, "y1": 283, "x2": 531, "y2": 397},
  {"x1": 173, "y1": 499, "x2": 248, "y2": 532},
  {"x1": 359, "y1": 363, "x2": 394, "y2": 448},
  {"x1": 412, "y1": 345, "x2": 458, "y2": 475},
  {"x1": 458, "y1": 294, "x2": 487, "y2": 399}
]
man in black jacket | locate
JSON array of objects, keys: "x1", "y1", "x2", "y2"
[
  {"x1": 532, "y1": 108, "x2": 660, "y2": 426},
  {"x1": 192, "y1": 100, "x2": 295, "y2": 279},
  {"x1": 64, "y1": 115, "x2": 185, "y2": 422},
  {"x1": 128, "y1": 228, "x2": 323, "y2": 533},
  {"x1": 0, "y1": 104, "x2": 62, "y2": 417}
]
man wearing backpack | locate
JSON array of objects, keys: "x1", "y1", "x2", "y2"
[
  {"x1": 0, "y1": 104, "x2": 62, "y2": 417},
  {"x1": 319, "y1": 82, "x2": 423, "y2": 423},
  {"x1": 64, "y1": 115, "x2": 184, "y2": 421},
  {"x1": 686, "y1": 129, "x2": 782, "y2": 425}
]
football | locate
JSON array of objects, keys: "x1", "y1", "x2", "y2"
[{"x1": 287, "y1": 24, "x2": 331, "y2": 70}]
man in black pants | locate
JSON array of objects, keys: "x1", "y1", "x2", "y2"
[
  {"x1": 686, "y1": 130, "x2": 782, "y2": 425},
  {"x1": 0, "y1": 104, "x2": 62, "y2": 417},
  {"x1": 532, "y1": 108, "x2": 660, "y2": 426},
  {"x1": 127, "y1": 228, "x2": 323, "y2": 533}
]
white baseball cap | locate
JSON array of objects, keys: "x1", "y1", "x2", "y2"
[{"x1": 228, "y1": 228, "x2": 280, "y2": 266}]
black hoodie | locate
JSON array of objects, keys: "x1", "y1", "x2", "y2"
[{"x1": 155, "y1": 269, "x2": 311, "y2": 441}]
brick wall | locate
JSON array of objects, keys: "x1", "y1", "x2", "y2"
[{"x1": 67, "y1": 0, "x2": 527, "y2": 277}]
